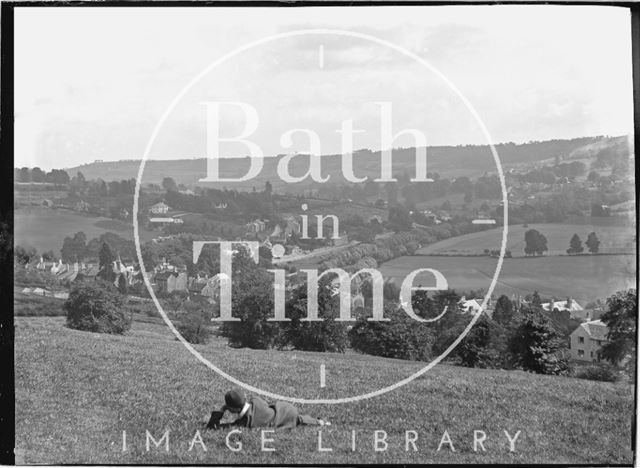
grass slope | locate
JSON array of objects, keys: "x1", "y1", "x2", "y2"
[
  {"x1": 15, "y1": 317, "x2": 634, "y2": 464},
  {"x1": 379, "y1": 254, "x2": 635, "y2": 305},
  {"x1": 14, "y1": 207, "x2": 156, "y2": 253},
  {"x1": 416, "y1": 221, "x2": 635, "y2": 257}
]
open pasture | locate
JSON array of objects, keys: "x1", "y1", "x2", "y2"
[
  {"x1": 379, "y1": 254, "x2": 636, "y2": 304},
  {"x1": 14, "y1": 317, "x2": 634, "y2": 464},
  {"x1": 14, "y1": 207, "x2": 156, "y2": 254},
  {"x1": 416, "y1": 221, "x2": 635, "y2": 257}
]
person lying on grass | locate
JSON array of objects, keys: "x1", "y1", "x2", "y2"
[{"x1": 206, "y1": 387, "x2": 331, "y2": 430}]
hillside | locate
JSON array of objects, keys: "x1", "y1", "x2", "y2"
[
  {"x1": 379, "y1": 254, "x2": 635, "y2": 305},
  {"x1": 64, "y1": 135, "x2": 628, "y2": 190},
  {"x1": 14, "y1": 207, "x2": 157, "y2": 254},
  {"x1": 415, "y1": 220, "x2": 636, "y2": 257},
  {"x1": 15, "y1": 316, "x2": 634, "y2": 464}
]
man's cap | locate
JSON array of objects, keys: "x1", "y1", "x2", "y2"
[{"x1": 225, "y1": 388, "x2": 246, "y2": 410}]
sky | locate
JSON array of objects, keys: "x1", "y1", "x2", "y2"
[{"x1": 14, "y1": 5, "x2": 634, "y2": 170}]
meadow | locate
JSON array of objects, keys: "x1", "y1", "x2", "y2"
[
  {"x1": 14, "y1": 207, "x2": 156, "y2": 253},
  {"x1": 378, "y1": 254, "x2": 636, "y2": 305},
  {"x1": 14, "y1": 316, "x2": 634, "y2": 464},
  {"x1": 416, "y1": 221, "x2": 636, "y2": 257}
]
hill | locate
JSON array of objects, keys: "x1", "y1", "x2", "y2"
[
  {"x1": 15, "y1": 316, "x2": 634, "y2": 464},
  {"x1": 379, "y1": 254, "x2": 635, "y2": 305},
  {"x1": 14, "y1": 207, "x2": 156, "y2": 254},
  {"x1": 416, "y1": 220, "x2": 636, "y2": 257},
  {"x1": 64, "y1": 136, "x2": 627, "y2": 190}
]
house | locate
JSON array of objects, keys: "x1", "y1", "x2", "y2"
[
  {"x1": 200, "y1": 273, "x2": 229, "y2": 303},
  {"x1": 74, "y1": 264, "x2": 101, "y2": 282},
  {"x1": 188, "y1": 274, "x2": 209, "y2": 294},
  {"x1": 31, "y1": 287, "x2": 51, "y2": 296},
  {"x1": 155, "y1": 271, "x2": 188, "y2": 294},
  {"x1": 36, "y1": 257, "x2": 56, "y2": 271},
  {"x1": 42, "y1": 199, "x2": 55, "y2": 208},
  {"x1": 284, "y1": 217, "x2": 301, "y2": 237},
  {"x1": 542, "y1": 297, "x2": 583, "y2": 317},
  {"x1": 149, "y1": 202, "x2": 170, "y2": 215},
  {"x1": 58, "y1": 263, "x2": 80, "y2": 282},
  {"x1": 330, "y1": 234, "x2": 349, "y2": 247},
  {"x1": 246, "y1": 219, "x2": 267, "y2": 233},
  {"x1": 459, "y1": 297, "x2": 484, "y2": 314},
  {"x1": 74, "y1": 200, "x2": 90, "y2": 212},
  {"x1": 570, "y1": 319, "x2": 609, "y2": 362}
]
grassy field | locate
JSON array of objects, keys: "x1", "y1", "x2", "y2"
[
  {"x1": 378, "y1": 254, "x2": 636, "y2": 305},
  {"x1": 14, "y1": 207, "x2": 156, "y2": 253},
  {"x1": 416, "y1": 221, "x2": 636, "y2": 257},
  {"x1": 15, "y1": 317, "x2": 634, "y2": 464}
]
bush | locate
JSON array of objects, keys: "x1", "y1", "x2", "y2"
[
  {"x1": 576, "y1": 366, "x2": 618, "y2": 382},
  {"x1": 349, "y1": 306, "x2": 435, "y2": 361},
  {"x1": 279, "y1": 279, "x2": 349, "y2": 352},
  {"x1": 441, "y1": 315, "x2": 508, "y2": 369},
  {"x1": 220, "y1": 265, "x2": 283, "y2": 349},
  {"x1": 508, "y1": 307, "x2": 571, "y2": 375},
  {"x1": 64, "y1": 281, "x2": 131, "y2": 334},
  {"x1": 176, "y1": 302, "x2": 211, "y2": 345}
]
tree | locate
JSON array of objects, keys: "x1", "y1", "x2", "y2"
[
  {"x1": 280, "y1": 278, "x2": 349, "y2": 352},
  {"x1": 220, "y1": 247, "x2": 283, "y2": 349},
  {"x1": 162, "y1": 177, "x2": 178, "y2": 193},
  {"x1": 349, "y1": 305, "x2": 436, "y2": 361},
  {"x1": 49, "y1": 169, "x2": 70, "y2": 186},
  {"x1": 98, "y1": 242, "x2": 115, "y2": 283},
  {"x1": 524, "y1": 229, "x2": 548, "y2": 256},
  {"x1": 454, "y1": 315, "x2": 506, "y2": 369},
  {"x1": 599, "y1": 289, "x2": 637, "y2": 370},
  {"x1": 586, "y1": 232, "x2": 600, "y2": 254},
  {"x1": 530, "y1": 291, "x2": 542, "y2": 308},
  {"x1": 508, "y1": 307, "x2": 571, "y2": 375},
  {"x1": 15, "y1": 245, "x2": 37, "y2": 264},
  {"x1": 31, "y1": 167, "x2": 46, "y2": 182},
  {"x1": 42, "y1": 250, "x2": 56, "y2": 261},
  {"x1": 18, "y1": 167, "x2": 31, "y2": 183},
  {"x1": 117, "y1": 274, "x2": 128, "y2": 295},
  {"x1": 566, "y1": 233, "x2": 584, "y2": 255},
  {"x1": 492, "y1": 295, "x2": 514, "y2": 326},
  {"x1": 165, "y1": 290, "x2": 189, "y2": 314},
  {"x1": 388, "y1": 205, "x2": 412, "y2": 232},
  {"x1": 176, "y1": 301, "x2": 211, "y2": 344},
  {"x1": 60, "y1": 232, "x2": 88, "y2": 263},
  {"x1": 463, "y1": 190, "x2": 472, "y2": 204},
  {"x1": 65, "y1": 281, "x2": 131, "y2": 334}
]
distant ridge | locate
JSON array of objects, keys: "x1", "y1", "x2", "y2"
[{"x1": 63, "y1": 135, "x2": 629, "y2": 189}]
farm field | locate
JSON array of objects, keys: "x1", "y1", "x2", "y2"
[
  {"x1": 416, "y1": 221, "x2": 636, "y2": 257},
  {"x1": 379, "y1": 254, "x2": 636, "y2": 305},
  {"x1": 14, "y1": 207, "x2": 156, "y2": 254},
  {"x1": 15, "y1": 317, "x2": 634, "y2": 465}
]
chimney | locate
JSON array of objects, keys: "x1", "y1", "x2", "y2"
[{"x1": 566, "y1": 297, "x2": 572, "y2": 309}]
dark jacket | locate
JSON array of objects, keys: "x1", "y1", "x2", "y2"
[{"x1": 235, "y1": 396, "x2": 299, "y2": 429}]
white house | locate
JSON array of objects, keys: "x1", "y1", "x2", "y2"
[
  {"x1": 246, "y1": 219, "x2": 267, "y2": 233},
  {"x1": 570, "y1": 319, "x2": 609, "y2": 362},
  {"x1": 149, "y1": 202, "x2": 170, "y2": 214},
  {"x1": 542, "y1": 297, "x2": 583, "y2": 316},
  {"x1": 459, "y1": 297, "x2": 483, "y2": 314}
]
